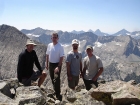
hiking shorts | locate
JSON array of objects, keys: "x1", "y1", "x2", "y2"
[{"x1": 68, "y1": 75, "x2": 79, "y2": 88}]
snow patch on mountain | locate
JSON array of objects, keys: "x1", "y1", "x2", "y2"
[{"x1": 27, "y1": 33, "x2": 41, "y2": 37}]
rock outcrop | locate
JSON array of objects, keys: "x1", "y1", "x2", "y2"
[
  {"x1": 90, "y1": 80, "x2": 140, "y2": 105},
  {"x1": 0, "y1": 78, "x2": 140, "y2": 105}
]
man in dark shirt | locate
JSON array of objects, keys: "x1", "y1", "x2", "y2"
[{"x1": 17, "y1": 39, "x2": 47, "y2": 87}]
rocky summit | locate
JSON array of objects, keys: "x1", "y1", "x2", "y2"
[{"x1": 0, "y1": 78, "x2": 140, "y2": 105}]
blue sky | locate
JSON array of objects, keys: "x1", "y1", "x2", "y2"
[{"x1": 0, "y1": 0, "x2": 140, "y2": 33}]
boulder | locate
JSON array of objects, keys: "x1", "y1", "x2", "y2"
[
  {"x1": 66, "y1": 88, "x2": 77, "y2": 102},
  {"x1": 3, "y1": 78, "x2": 19, "y2": 88},
  {"x1": 73, "y1": 89, "x2": 105, "y2": 105},
  {"x1": 0, "y1": 81, "x2": 12, "y2": 98},
  {"x1": 91, "y1": 80, "x2": 140, "y2": 105},
  {"x1": 0, "y1": 92, "x2": 18, "y2": 105},
  {"x1": 15, "y1": 86, "x2": 46, "y2": 105}
]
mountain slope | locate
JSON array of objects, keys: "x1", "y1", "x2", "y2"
[
  {"x1": 112, "y1": 29, "x2": 130, "y2": 36},
  {"x1": 0, "y1": 24, "x2": 47, "y2": 79}
]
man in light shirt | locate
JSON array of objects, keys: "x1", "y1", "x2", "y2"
[
  {"x1": 46, "y1": 33, "x2": 64, "y2": 100},
  {"x1": 66, "y1": 39, "x2": 82, "y2": 90},
  {"x1": 82, "y1": 45, "x2": 103, "y2": 90}
]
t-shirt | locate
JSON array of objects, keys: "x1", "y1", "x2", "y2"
[
  {"x1": 83, "y1": 55, "x2": 103, "y2": 80},
  {"x1": 66, "y1": 50, "x2": 82, "y2": 76},
  {"x1": 46, "y1": 42, "x2": 64, "y2": 63}
]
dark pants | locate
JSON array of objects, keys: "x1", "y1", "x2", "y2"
[
  {"x1": 21, "y1": 70, "x2": 41, "y2": 86},
  {"x1": 49, "y1": 62, "x2": 61, "y2": 96},
  {"x1": 83, "y1": 79, "x2": 98, "y2": 90}
]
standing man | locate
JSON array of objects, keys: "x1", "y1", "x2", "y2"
[
  {"x1": 46, "y1": 33, "x2": 64, "y2": 100},
  {"x1": 17, "y1": 39, "x2": 47, "y2": 87},
  {"x1": 66, "y1": 39, "x2": 82, "y2": 90},
  {"x1": 82, "y1": 45, "x2": 103, "y2": 90}
]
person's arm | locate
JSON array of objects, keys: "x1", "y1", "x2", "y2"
[
  {"x1": 17, "y1": 53, "x2": 24, "y2": 82},
  {"x1": 82, "y1": 67, "x2": 86, "y2": 78},
  {"x1": 82, "y1": 58, "x2": 87, "y2": 78},
  {"x1": 66, "y1": 62, "x2": 72, "y2": 80},
  {"x1": 92, "y1": 58, "x2": 103, "y2": 81},
  {"x1": 54, "y1": 45, "x2": 64, "y2": 73},
  {"x1": 58, "y1": 57, "x2": 63, "y2": 67},
  {"x1": 80, "y1": 53, "x2": 83, "y2": 77},
  {"x1": 46, "y1": 54, "x2": 49, "y2": 70},
  {"x1": 80, "y1": 61, "x2": 83, "y2": 77},
  {"x1": 92, "y1": 67, "x2": 103, "y2": 81},
  {"x1": 34, "y1": 51, "x2": 42, "y2": 73}
]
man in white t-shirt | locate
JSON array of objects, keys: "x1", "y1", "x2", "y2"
[
  {"x1": 46, "y1": 33, "x2": 64, "y2": 100},
  {"x1": 82, "y1": 45, "x2": 103, "y2": 90}
]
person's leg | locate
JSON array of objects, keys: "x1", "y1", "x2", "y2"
[
  {"x1": 38, "y1": 71, "x2": 47, "y2": 87},
  {"x1": 74, "y1": 75, "x2": 79, "y2": 89},
  {"x1": 68, "y1": 75, "x2": 76, "y2": 90},
  {"x1": 55, "y1": 66, "x2": 61, "y2": 97},
  {"x1": 83, "y1": 79, "x2": 92, "y2": 90},
  {"x1": 49, "y1": 63, "x2": 55, "y2": 89},
  {"x1": 92, "y1": 80, "x2": 98, "y2": 87},
  {"x1": 21, "y1": 78, "x2": 30, "y2": 86}
]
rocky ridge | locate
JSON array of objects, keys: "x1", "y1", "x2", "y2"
[{"x1": 0, "y1": 78, "x2": 140, "y2": 105}]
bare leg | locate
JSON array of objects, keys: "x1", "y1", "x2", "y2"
[{"x1": 38, "y1": 73, "x2": 47, "y2": 87}]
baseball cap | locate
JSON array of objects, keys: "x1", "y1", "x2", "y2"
[
  {"x1": 72, "y1": 39, "x2": 79, "y2": 45},
  {"x1": 86, "y1": 45, "x2": 93, "y2": 50}
]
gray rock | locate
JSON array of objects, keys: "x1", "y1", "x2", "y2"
[
  {"x1": 0, "y1": 81, "x2": 12, "y2": 98},
  {"x1": 127, "y1": 80, "x2": 137, "y2": 85},
  {"x1": 91, "y1": 80, "x2": 140, "y2": 105},
  {"x1": 74, "y1": 89, "x2": 105, "y2": 105},
  {"x1": 15, "y1": 86, "x2": 46, "y2": 105},
  {"x1": 66, "y1": 88, "x2": 77, "y2": 102},
  {"x1": 0, "y1": 92, "x2": 18, "y2": 105}
]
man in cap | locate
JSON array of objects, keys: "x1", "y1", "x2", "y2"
[
  {"x1": 46, "y1": 33, "x2": 64, "y2": 100},
  {"x1": 82, "y1": 45, "x2": 103, "y2": 90},
  {"x1": 17, "y1": 39, "x2": 47, "y2": 87},
  {"x1": 66, "y1": 39, "x2": 82, "y2": 90}
]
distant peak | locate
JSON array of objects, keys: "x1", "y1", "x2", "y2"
[
  {"x1": 95, "y1": 29, "x2": 101, "y2": 32},
  {"x1": 34, "y1": 27, "x2": 44, "y2": 30},
  {"x1": 119, "y1": 29, "x2": 129, "y2": 33},
  {"x1": 88, "y1": 29, "x2": 94, "y2": 32}
]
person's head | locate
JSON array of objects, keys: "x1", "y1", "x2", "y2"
[
  {"x1": 72, "y1": 39, "x2": 79, "y2": 51},
  {"x1": 51, "y1": 33, "x2": 59, "y2": 44},
  {"x1": 26, "y1": 39, "x2": 37, "y2": 52},
  {"x1": 86, "y1": 45, "x2": 93, "y2": 56}
]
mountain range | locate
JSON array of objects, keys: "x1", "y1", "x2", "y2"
[
  {"x1": 21, "y1": 27, "x2": 140, "y2": 40},
  {"x1": 0, "y1": 24, "x2": 140, "y2": 83}
]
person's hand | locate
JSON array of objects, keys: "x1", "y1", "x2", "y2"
[
  {"x1": 54, "y1": 67, "x2": 59, "y2": 73},
  {"x1": 42, "y1": 70, "x2": 46, "y2": 74},
  {"x1": 68, "y1": 76, "x2": 72, "y2": 81},
  {"x1": 92, "y1": 77, "x2": 97, "y2": 81}
]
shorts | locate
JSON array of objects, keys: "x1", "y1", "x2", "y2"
[
  {"x1": 68, "y1": 75, "x2": 79, "y2": 88},
  {"x1": 21, "y1": 70, "x2": 42, "y2": 86}
]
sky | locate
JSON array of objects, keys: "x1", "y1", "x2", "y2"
[{"x1": 0, "y1": 0, "x2": 140, "y2": 34}]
